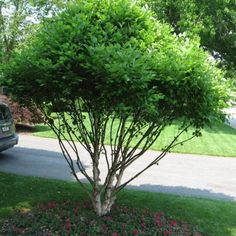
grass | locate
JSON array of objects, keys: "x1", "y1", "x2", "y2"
[
  {"x1": 0, "y1": 172, "x2": 236, "y2": 235},
  {"x1": 33, "y1": 120, "x2": 236, "y2": 157}
]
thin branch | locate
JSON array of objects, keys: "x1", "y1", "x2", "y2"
[
  {"x1": 109, "y1": 115, "x2": 116, "y2": 163},
  {"x1": 118, "y1": 125, "x2": 165, "y2": 170},
  {"x1": 114, "y1": 124, "x2": 193, "y2": 194},
  {"x1": 125, "y1": 122, "x2": 157, "y2": 159},
  {"x1": 40, "y1": 106, "x2": 94, "y2": 185},
  {"x1": 60, "y1": 112, "x2": 92, "y2": 182},
  {"x1": 49, "y1": 117, "x2": 93, "y2": 185},
  {"x1": 99, "y1": 114, "x2": 111, "y2": 171},
  {"x1": 72, "y1": 102, "x2": 94, "y2": 152},
  {"x1": 57, "y1": 137, "x2": 93, "y2": 200}
]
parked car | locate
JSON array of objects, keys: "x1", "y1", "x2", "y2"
[{"x1": 0, "y1": 102, "x2": 18, "y2": 152}]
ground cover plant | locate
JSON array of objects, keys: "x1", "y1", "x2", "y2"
[
  {"x1": 1, "y1": 200, "x2": 201, "y2": 235},
  {"x1": 0, "y1": 172, "x2": 236, "y2": 236},
  {"x1": 3, "y1": 0, "x2": 227, "y2": 216}
]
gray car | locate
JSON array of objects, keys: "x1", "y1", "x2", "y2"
[{"x1": 0, "y1": 103, "x2": 18, "y2": 152}]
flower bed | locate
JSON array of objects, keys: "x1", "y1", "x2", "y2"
[{"x1": 0, "y1": 200, "x2": 202, "y2": 235}]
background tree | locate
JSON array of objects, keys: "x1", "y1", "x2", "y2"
[
  {"x1": 0, "y1": 0, "x2": 67, "y2": 123},
  {"x1": 145, "y1": 0, "x2": 236, "y2": 98},
  {"x1": 0, "y1": 0, "x2": 67, "y2": 62},
  {"x1": 4, "y1": 0, "x2": 227, "y2": 216},
  {"x1": 144, "y1": 0, "x2": 236, "y2": 68}
]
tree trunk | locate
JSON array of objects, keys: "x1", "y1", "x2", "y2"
[
  {"x1": 92, "y1": 192, "x2": 116, "y2": 216},
  {"x1": 92, "y1": 157, "x2": 103, "y2": 216},
  {"x1": 94, "y1": 168, "x2": 125, "y2": 216}
]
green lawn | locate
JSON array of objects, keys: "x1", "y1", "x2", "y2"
[
  {"x1": 33, "y1": 121, "x2": 236, "y2": 157},
  {"x1": 0, "y1": 172, "x2": 235, "y2": 235}
]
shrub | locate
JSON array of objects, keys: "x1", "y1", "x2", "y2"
[{"x1": 0, "y1": 95, "x2": 42, "y2": 124}]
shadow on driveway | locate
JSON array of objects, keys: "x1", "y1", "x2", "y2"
[{"x1": 0, "y1": 147, "x2": 89, "y2": 181}]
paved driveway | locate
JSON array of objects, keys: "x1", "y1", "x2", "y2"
[
  {"x1": 225, "y1": 106, "x2": 236, "y2": 129},
  {"x1": 0, "y1": 135, "x2": 235, "y2": 201}
]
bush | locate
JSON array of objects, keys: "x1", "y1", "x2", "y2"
[{"x1": 0, "y1": 95, "x2": 42, "y2": 124}]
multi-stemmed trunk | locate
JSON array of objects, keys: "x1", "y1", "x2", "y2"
[
  {"x1": 92, "y1": 156, "x2": 121, "y2": 216},
  {"x1": 45, "y1": 108, "x2": 196, "y2": 216}
]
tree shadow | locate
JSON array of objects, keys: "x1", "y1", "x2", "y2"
[
  {"x1": 118, "y1": 184, "x2": 236, "y2": 236},
  {"x1": 16, "y1": 124, "x2": 52, "y2": 134},
  {"x1": 126, "y1": 183, "x2": 235, "y2": 201},
  {"x1": 33, "y1": 125, "x2": 51, "y2": 132},
  {"x1": 202, "y1": 121, "x2": 236, "y2": 135}
]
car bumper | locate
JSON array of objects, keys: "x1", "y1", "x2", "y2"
[{"x1": 0, "y1": 134, "x2": 19, "y2": 152}]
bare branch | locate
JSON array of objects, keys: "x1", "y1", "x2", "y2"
[
  {"x1": 39, "y1": 106, "x2": 94, "y2": 186},
  {"x1": 109, "y1": 115, "x2": 116, "y2": 163},
  {"x1": 118, "y1": 125, "x2": 165, "y2": 170},
  {"x1": 114, "y1": 124, "x2": 193, "y2": 194},
  {"x1": 99, "y1": 115, "x2": 111, "y2": 171}
]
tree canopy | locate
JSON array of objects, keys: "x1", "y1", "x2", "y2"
[
  {"x1": 3, "y1": 0, "x2": 227, "y2": 215},
  {"x1": 5, "y1": 0, "x2": 226, "y2": 127}
]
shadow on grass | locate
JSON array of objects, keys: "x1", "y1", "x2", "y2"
[
  {"x1": 32, "y1": 124, "x2": 51, "y2": 133},
  {"x1": 203, "y1": 121, "x2": 236, "y2": 135},
  {"x1": 127, "y1": 184, "x2": 235, "y2": 201},
  {"x1": 118, "y1": 188, "x2": 236, "y2": 236}
]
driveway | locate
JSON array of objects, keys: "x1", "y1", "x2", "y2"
[
  {"x1": 225, "y1": 106, "x2": 236, "y2": 129},
  {"x1": 0, "y1": 135, "x2": 235, "y2": 201}
]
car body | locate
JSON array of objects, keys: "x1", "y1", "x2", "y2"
[{"x1": 0, "y1": 103, "x2": 18, "y2": 152}]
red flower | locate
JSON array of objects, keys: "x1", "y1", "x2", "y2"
[
  {"x1": 122, "y1": 223, "x2": 126, "y2": 231},
  {"x1": 112, "y1": 232, "x2": 118, "y2": 236},
  {"x1": 164, "y1": 230, "x2": 171, "y2": 236},
  {"x1": 132, "y1": 229, "x2": 139, "y2": 235},
  {"x1": 155, "y1": 212, "x2": 163, "y2": 227},
  {"x1": 74, "y1": 207, "x2": 79, "y2": 216},
  {"x1": 66, "y1": 218, "x2": 72, "y2": 235},
  {"x1": 47, "y1": 201, "x2": 56, "y2": 209},
  {"x1": 169, "y1": 220, "x2": 177, "y2": 227},
  {"x1": 141, "y1": 222, "x2": 145, "y2": 228}
]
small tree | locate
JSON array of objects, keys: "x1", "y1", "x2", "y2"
[{"x1": 4, "y1": 0, "x2": 227, "y2": 216}]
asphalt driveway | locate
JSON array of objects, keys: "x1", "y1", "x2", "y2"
[
  {"x1": 225, "y1": 106, "x2": 236, "y2": 129},
  {"x1": 0, "y1": 135, "x2": 235, "y2": 201}
]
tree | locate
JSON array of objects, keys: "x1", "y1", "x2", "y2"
[
  {"x1": 0, "y1": 0, "x2": 67, "y2": 63},
  {"x1": 144, "y1": 0, "x2": 236, "y2": 70},
  {"x1": 144, "y1": 0, "x2": 236, "y2": 99},
  {"x1": 4, "y1": 0, "x2": 227, "y2": 216}
]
